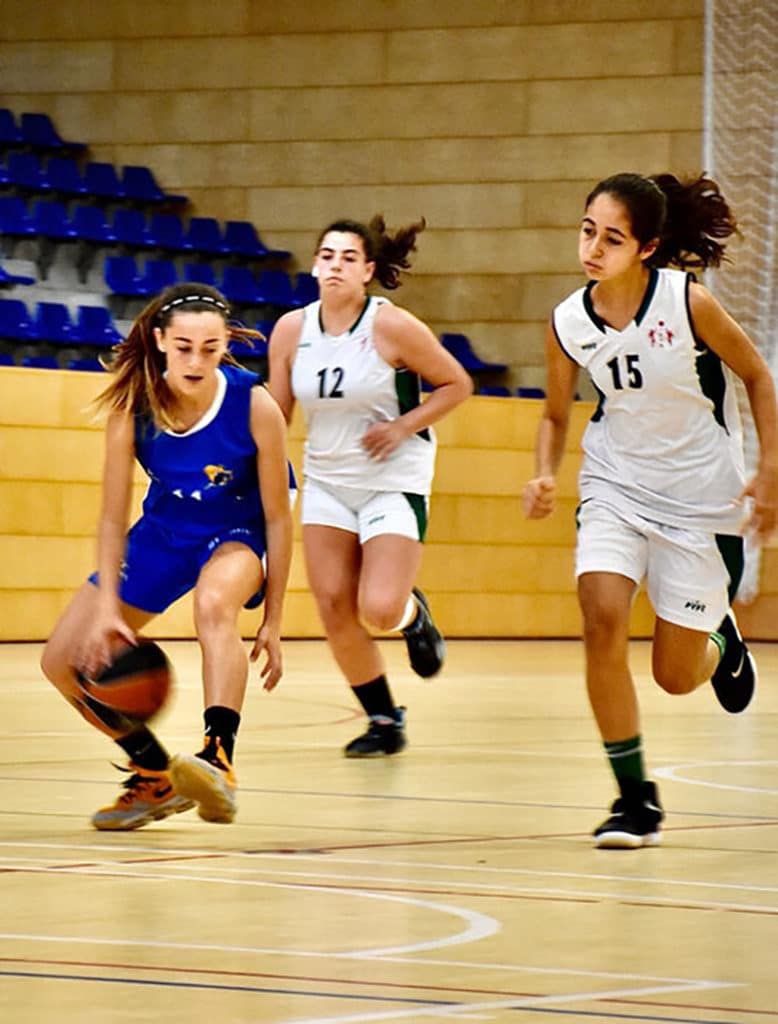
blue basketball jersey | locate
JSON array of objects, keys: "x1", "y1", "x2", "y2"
[{"x1": 135, "y1": 364, "x2": 264, "y2": 540}]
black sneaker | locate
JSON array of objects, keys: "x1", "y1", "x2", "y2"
[
  {"x1": 402, "y1": 588, "x2": 445, "y2": 678},
  {"x1": 593, "y1": 781, "x2": 664, "y2": 849},
  {"x1": 711, "y1": 612, "x2": 757, "y2": 713},
  {"x1": 344, "y1": 707, "x2": 407, "y2": 758}
]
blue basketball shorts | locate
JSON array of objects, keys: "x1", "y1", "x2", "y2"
[{"x1": 88, "y1": 516, "x2": 268, "y2": 614}]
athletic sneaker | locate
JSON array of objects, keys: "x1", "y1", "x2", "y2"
[
  {"x1": 402, "y1": 588, "x2": 445, "y2": 678},
  {"x1": 593, "y1": 781, "x2": 664, "y2": 849},
  {"x1": 711, "y1": 611, "x2": 757, "y2": 714},
  {"x1": 169, "y1": 737, "x2": 237, "y2": 823},
  {"x1": 344, "y1": 707, "x2": 407, "y2": 758},
  {"x1": 91, "y1": 763, "x2": 194, "y2": 831}
]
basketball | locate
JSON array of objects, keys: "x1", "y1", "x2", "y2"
[{"x1": 77, "y1": 639, "x2": 173, "y2": 726}]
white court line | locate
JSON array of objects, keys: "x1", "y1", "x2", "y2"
[
  {"x1": 655, "y1": 760, "x2": 778, "y2": 796},
  {"x1": 0, "y1": 933, "x2": 736, "y2": 989},
  {"x1": 4, "y1": 851, "x2": 778, "y2": 913},
  {"x1": 278, "y1": 980, "x2": 735, "y2": 1024},
  {"x1": 0, "y1": 864, "x2": 499, "y2": 957},
  {"x1": 3, "y1": 839, "x2": 778, "y2": 898}
]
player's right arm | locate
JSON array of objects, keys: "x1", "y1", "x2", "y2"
[
  {"x1": 267, "y1": 310, "x2": 304, "y2": 424},
  {"x1": 522, "y1": 321, "x2": 579, "y2": 519},
  {"x1": 80, "y1": 410, "x2": 137, "y2": 677}
]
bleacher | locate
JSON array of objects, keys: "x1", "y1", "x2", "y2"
[{"x1": 0, "y1": 107, "x2": 541, "y2": 393}]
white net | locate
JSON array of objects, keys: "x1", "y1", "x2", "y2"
[{"x1": 703, "y1": 0, "x2": 778, "y2": 601}]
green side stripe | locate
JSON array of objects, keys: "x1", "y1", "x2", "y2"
[{"x1": 395, "y1": 368, "x2": 431, "y2": 441}]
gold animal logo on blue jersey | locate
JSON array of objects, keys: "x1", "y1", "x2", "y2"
[{"x1": 203, "y1": 464, "x2": 233, "y2": 487}]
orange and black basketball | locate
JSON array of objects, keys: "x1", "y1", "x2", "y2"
[{"x1": 77, "y1": 639, "x2": 173, "y2": 728}]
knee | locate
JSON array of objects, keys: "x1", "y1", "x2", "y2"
[
  {"x1": 359, "y1": 592, "x2": 406, "y2": 633},
  {"x1": 581, "y1": 604, "x2": 628, "y2": 652},
  {"x1": 313, "y1": 586, "x2": 356, "y2": 634},
  {"x1": 193, "y1": 587, "x2": 234, "y2": 635},
  {"x1": 652, "y1": 657, "x2": 697, "y2": 695}
]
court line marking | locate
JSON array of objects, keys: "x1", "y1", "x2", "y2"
[
  {"x1": 0, "y1": 967, "x2": 736, "y2": 1023},
  {"x1": 0, "y1": 865, "x2": 500, "y2": 957},
  {"x1": 655, "y1": 761, "x2": 778, "y2": 796},
  {"x1": 3, "y1": 840, "x2": 778, "y2": 898}
]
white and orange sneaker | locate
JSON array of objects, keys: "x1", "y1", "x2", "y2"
[
  {"x1": 91, "y1": 763, "x2": 194, "y2": 831},
  {"x1": 170, "y1": 738, "x2": 237, "y2": 824}
]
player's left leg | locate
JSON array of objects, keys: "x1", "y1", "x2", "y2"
[{"x1": 170, "y1": 542, "x2": 263, "y2": 824}]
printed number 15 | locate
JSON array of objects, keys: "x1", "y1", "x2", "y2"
[{"x1": 607, "y1": 353, "x2": 643, "y2": 390}]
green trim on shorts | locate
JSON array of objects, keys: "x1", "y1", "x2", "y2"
[
  {"x1": 403, "y1": 492, "x2": 428, "y2": 541},
  {"x1": 715, "y1": 533, "x2": 744, "y2": 603}
]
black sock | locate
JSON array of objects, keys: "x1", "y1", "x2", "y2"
[
  {"x1": 352, "y1": 675, "x2": 396, "y2": 720},
  {"x1": 202, "y1": 705, "x2": 241, "y2": 762},
  {"x1": 116, "y1": 727, "x2": 169, "y2": 771}
]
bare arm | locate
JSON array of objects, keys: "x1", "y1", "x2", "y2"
[
  {"x1": 79, "y1": 410, "x2": 137, "y2": 676},
  {"x1": 266, "y1": 310, "x2": 304, "y2": 423},
  {"x1": 690, "y1": 282, "x2": 778, "y2": 539},
  {"x1": 248, "y1": 386, "x2": 293, "y2": 690},
  {"x1": 522, "y1": 321, "x2": 579, "y2": 519},
  {"x1": 366, "y1": 303, "x2": 473, "y2": 459}
]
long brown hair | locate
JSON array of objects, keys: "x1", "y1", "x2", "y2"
[
  {"x1": 316, "y1": 215, "x2": 426, "y2": 289},
  {"x1": 94, "y1": 283, "x2": 261, "y2": 430},
  {"x1": 585, "y1": 172, "x2": 738, "y2": 270}
]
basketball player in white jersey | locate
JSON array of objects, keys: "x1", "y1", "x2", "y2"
[
  {"x1": 523, "y1": 173, "x2": 778, "y2": 848},
  {"x1": 269, "y1": 216, "x2": 472, "y2": 755}
]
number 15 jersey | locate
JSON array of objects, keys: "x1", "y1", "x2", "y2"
[
  {"x1": 291, "y1": 295, "x2": 437, "y2": 494},
  {"x1": 553, "y1": 267, "x2": 745, "y2": 533}
]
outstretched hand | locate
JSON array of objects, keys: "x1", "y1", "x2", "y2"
[
  {"x1": 250, "y1": 623, "x2": 283, "y2": 691},
  {"x1": 522, "y1": 476, "x2": 556, "y2": 519}
]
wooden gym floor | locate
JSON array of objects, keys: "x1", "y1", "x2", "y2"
[{"x1": 1, "y1": 637, "x2": 777, "y2": 1023}]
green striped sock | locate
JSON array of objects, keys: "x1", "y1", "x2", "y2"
[{"x1": 604, "y1": 735, "x2": 645, "y2": 798}]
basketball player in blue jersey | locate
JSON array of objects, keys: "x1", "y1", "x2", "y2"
[
  {"x1": 269, "y1": 216, "x2": 472, "y2": 756},
  {"x1": 40, "y1": 283, "x2": 293, "y2": 829},
  {"x1": 523, "y1": 173, "x2": 778, "y2": 848}
]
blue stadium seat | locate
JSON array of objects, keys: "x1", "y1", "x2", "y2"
[
  {"x1": 112, "y1": 208, "x2": 157, "y2": 248},
  {"x1": 292, "y1": 272, "x2": 318, "y2": 307},
  {"x1": 183, "y1": 263, "x2": 218, "y2": 288},
  {"x1": 22, "y1": 353, "x2": 60, "y2": 369},
  {"x1": 0, "y1": 298, "x2": 34, "y2": 340},
  {"x1": 220, "y1": 266, "x2": 261, "y2": 304},
  {"x1": 185, "y1": 217, "x2": 228, "y2": 257},
  {"x1": 121, "y1": 165, "x2": 187, "y2": 206},
  {"x1": 222, "y1": 220, "x2": 270, "y2": 259},
  {"x1": 104, "y1": 255, "x2": 153, "y2": 297},
  {"x1": 46, "y1": 156, "x2": 88, "y2": 197},
  {"x1": 141, "y1": 258, "x2": 178, "y2": 292},
  {"x1": 0, "y1": 196, "x2": 37, "y2": 238},
  {"x1": 229, "y1": 338, "x2": 266, "y2": 360},
  {"x1": 5, "y1": 151, "x2": 51, "y2": 193},
  {"x1": 0, "y1": 108, "x2": 23, "y2": 148},
  {"x1": 67, "y1": 356, "x2": 104, "y2": 372},
  {"x1": 477, "y1": 385, "x2": 512, "y2": 397},
  {"x1": 83, "y1": 162, "x2": 125, "y2": 201},
  {"x1": 70, "y1": 204, "x2": 117, "y2": 244},
  {"x1": 73, "y1": 305, "x2": 123, "y2": 347},
  {"x1": 150, "y1": 213, "x2": 191, "y2": 252},
  {"x1": 440, "y1": 333, "x2": 508, "y2": 373},
  {"x1": 0, "y1": 262, "x2": 35, "y2": 287},
  {"x1": 255, "y1": 320, "x2": 276, "y2": 343},
  {"x1": 256, "y1": 269, "x2": 296, "y2": 308},
  {"x1": 516, "y1": 386, "x2": 546, "y2": 399},
  {"x1": 32, "y1": 199, "x2": 77, "y2": 240},
  {"x1": 0, "y1": 351, "x2": 15, "y2": 366},
  {"x1": 20, "y1": 112, "x2": 87, "y2": 154},
  {"x1": 32, "y1": 301, "x2": 74, "y2": 344}
]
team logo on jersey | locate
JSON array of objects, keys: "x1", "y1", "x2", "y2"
[
  {"x1": 203, "y1": 464, "x2": 233, "y2": 487},
  {"x1": 647, "y1": 319, "x2": 674, "y2": 348}
]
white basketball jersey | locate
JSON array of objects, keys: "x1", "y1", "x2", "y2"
[
  {"x1": 553, "y1": 267, "x2": 745, "y2": 532},
  {"x1": 291, "y1": 295, "x2": 437, "y2": 494}
]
